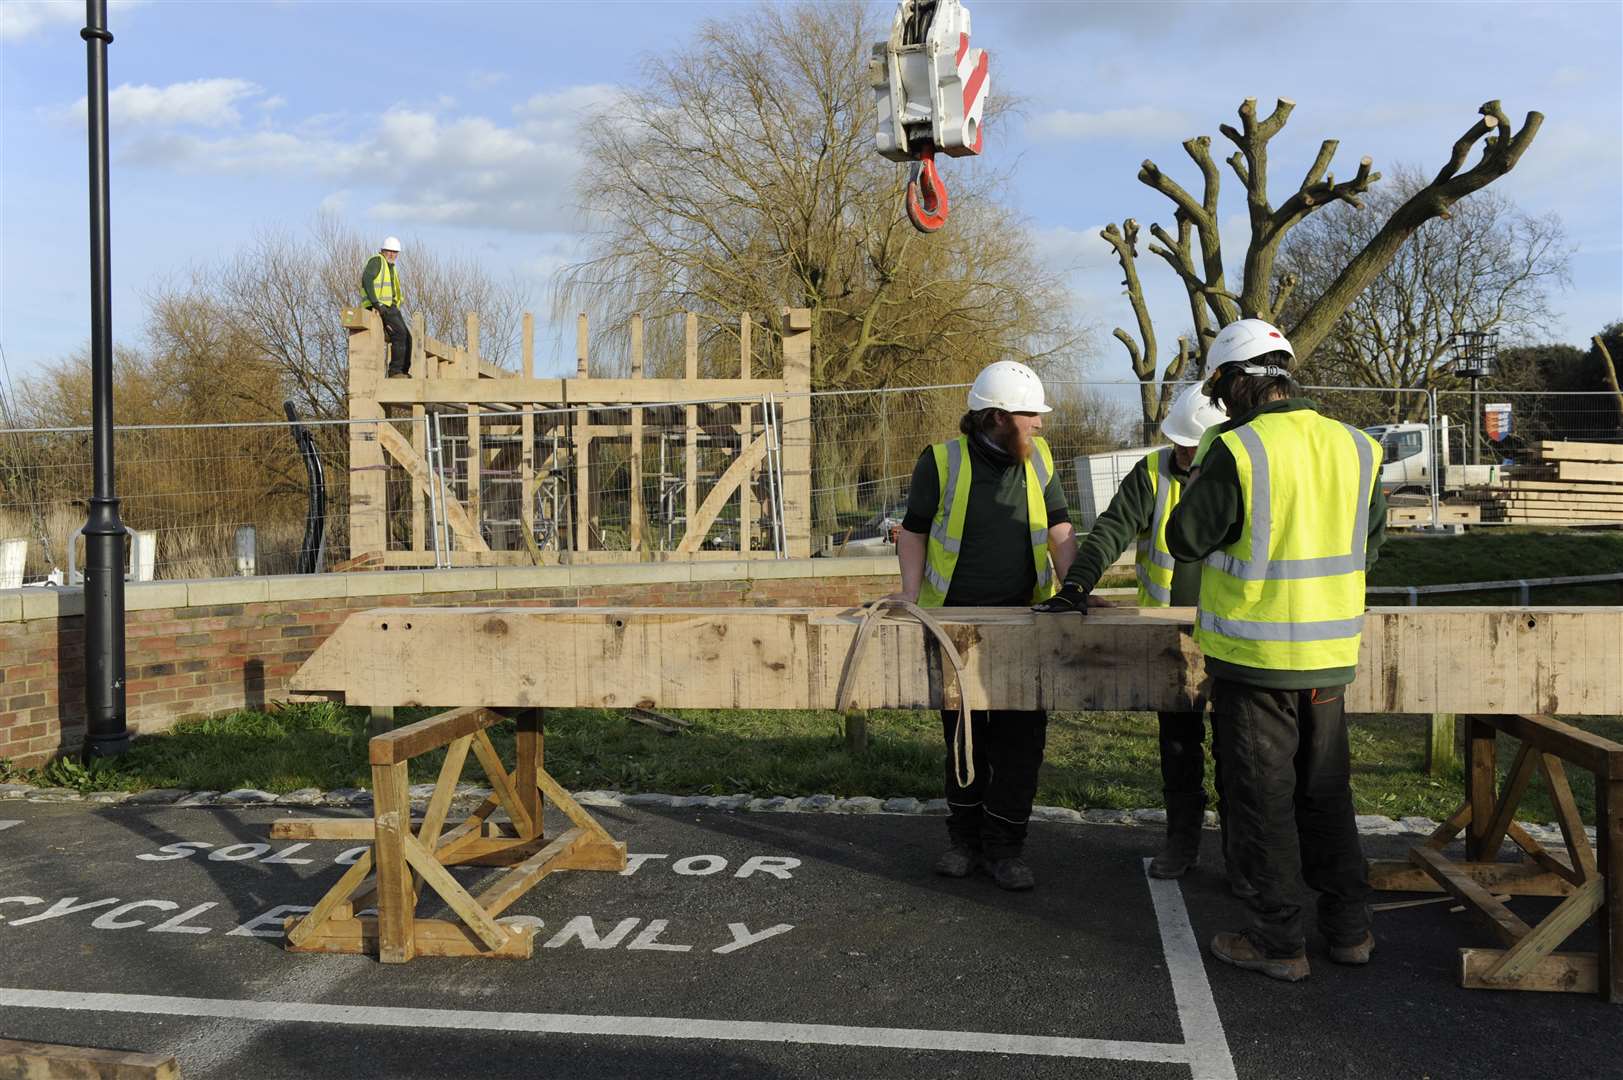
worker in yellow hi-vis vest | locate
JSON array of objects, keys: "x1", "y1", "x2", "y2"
[
  {"x1": 360, "y1": 236, "x2": 411, "y2": 378},
  {"x1": 1033, "y1": 384, "x2": 1252, "y2": 897},
  {"x1": 1165, "y1": 318, "x2": 1387, "y2": 984},
  {"x1": 891, "y1": 361, "x2": 1075, "y2": 891}
]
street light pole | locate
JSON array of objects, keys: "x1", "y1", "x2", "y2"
[{"x1": 81, "y1": 0, "x2": 129, "y2": 759}]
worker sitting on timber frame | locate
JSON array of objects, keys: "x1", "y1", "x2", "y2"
[
  {"x1": 891, "y1": 361, "x2": 1076, "y2": 891},
  {"x1": 1164, "y1": 318, "x2": 1387, "y2": 983},
  {"x1": 1033, "y1": 384, "x2": 1252, "y2": 898}
]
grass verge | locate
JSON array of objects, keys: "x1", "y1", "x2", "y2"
[{"x1": 6, "y1": 702, "x2": 1619, "y2": 826}]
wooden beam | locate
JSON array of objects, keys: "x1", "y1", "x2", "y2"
[
  {"x1": 779, "y1": 308, "x2": 812, "y2": 558},
  {"x1": 283, "y1": 915, "x2": 535, "y2": 959},
  {"x1": 1485, "y1": 877, "x2": 1604, "y2": 983},
  {"x1": 291, "y1": 606, "x2": 1623, "y2": 716},
  {"x1": 374, "y1": 409, "x2": 489, "y2": 552},
  {"x1": 1460, "y1": 949, "x2": 1599, "y2": 993},
  {"x1": 0, "y1": 1039, "x2": 178, "y2": 1079},
  {"x1": 1368, "y1": 858, "x2": 1577, "y2": 897},
  {"x1": 631, "y1": 313, "x2": 644, "y2": 554},
  {"x1": 1409, "y1": 844, "x2": 1532, "y2": 947},
  {"x1": 684, "y1": 314, "x2": 699, "y2": 539},
  {"x1": 371, "y1": 762, "x2": 416, "y2": 964},
  {"x1": 677, "y1": 436, "x2": 770, "y2": 554},
  {"x1": 371, "y1": 377, "x2": 786, "y2": 405},
  {"x1": 369, "y1": 705, "x2": 504, "y2": 765}
]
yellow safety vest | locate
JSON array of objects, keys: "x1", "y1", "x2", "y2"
[
  {"x1": 1136, "y1": 447, "x2": 1182, "y2": 607},
  {"x1": 920, "y1": 435, "x2": 1057, "y2": 608},
  {"x1": 1194, "y1": 410, "x2": 1383, "y2": 671},
  {"x1": 365, "y1": 256, "x2": 400, "y2": 309}
]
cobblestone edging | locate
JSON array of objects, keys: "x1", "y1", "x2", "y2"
[{"x1": 0, "y1": 782, "x2": 1601, "y2": 847}]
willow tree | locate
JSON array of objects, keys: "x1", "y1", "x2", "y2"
[
  {"x1": 1105, "y1": 97, "x2": 1543, "y2": 435},
  {"x1": 556, "y1": 0, "x2": 1085, "y2": 525}
]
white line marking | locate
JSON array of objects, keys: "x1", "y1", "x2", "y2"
[
  {"x1": 0, "y1": 821, "x2": 21, "y2": 833},
  {"x1": 1145, "y1": 858, "x2": 1238, "y2": 1080},
  {"x1": 0, "y1": 988, "x2": 1195, "y2": 1064}
]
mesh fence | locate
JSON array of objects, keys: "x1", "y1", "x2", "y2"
[{"x1": 0, "y1": 383, "x2": 1618, "y2": 582}]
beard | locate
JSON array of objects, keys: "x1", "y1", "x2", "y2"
[{"x1": 999, "y1": 424, "x2": 1033, "y2": 461}]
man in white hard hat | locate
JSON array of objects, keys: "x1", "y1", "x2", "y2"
[
  {"x1": 1033, "y1": 384, "x2": 1252, "y2": 895},
  {"x1": 892, "y1": 360, "x2": 1075, "y2": 891},
  {"x1": 361, "y1": 236, "x2": 411, "y2": 377},
  {"x1": 1165, "y1": 318, "x2": 1387, "y2": 983}
]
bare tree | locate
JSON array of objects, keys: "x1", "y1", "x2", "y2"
[
  {"x1": 1280, "y1": 167, "x2": 1571, "y2": 423},
  {"x1": 1104, "y1": 97, "x2": 1543, "y2": 434}
]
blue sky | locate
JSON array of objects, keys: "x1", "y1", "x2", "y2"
[{"x1": 3, "y1": 0, "x2": 1620, "y2": 388}]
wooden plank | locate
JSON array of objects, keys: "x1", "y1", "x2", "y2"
[
  {"x1": 371, "y1": 761, "x2": 415, "y2": 964},
  {"x1": 398, "y1": 831, "x2": 511, "y2": 951},
  {"x1": 475, "y1": 826, "x2": 590, "y2": 918},
  {"x1": 374, "y1": 421, "x2": 489, "y2": 552},
  {"x1": 1486, "y1": 877, "x2": 1605, "y2": 982},
  {"x1": 1479, "y1": 713, "x2": 1623, "y2": 778},
  {"x1": 1465, "y1": 719, "x2": 1497, "y2": 860},
  {"x1": 1409, "y1": 845, "x2": 1532, "y2": 946},
  {"x1": 272, "y1": 818, "x2": 387, "y2": 841},
  {"x1": 290, "y1": 606, "x2": 1623, "y2": 717},
  {"x1": 1499, "y1": 478, "x2": 1623, "y2": 494},
  {"x1": 1558, "y1": 460, "x2": 1623, "y2": 484},
  {"x1": 286, "y1": 849, "x2": 375, "y2": 946},
  {"x1": 1460, "y1": 949, "x2": 1599, "y2": 993},
  {"x1": 684, "y1": 313, "x2": 699, "y2": 539},
  {"x1": 0, "y1": 1039, "x2": 179, "y2": 1079},
  {"x1": 283, "y1": 915, "x2": 535, "y2": 959},
  {"x1": 1368, "y1": 858, "x2": 1576, "y2": 897},
  {"x1": 1480, "y1": 741, "x2": 1538, "y2": 857},
  {"x1": 470, "y1": 729, "x2": 534, "y2": 837},
  {"x1": 1603, "y1": 779, "x2": 1623, "y2": 1002},
  {"x1": 369, "y1": 705, "x2": 503, "y2": 765},
  {"x1": 370, "y1": 378, "x2": 787, "y2": 406},
  {"x1": 779, "y1": 308, "x2": 813, "y2": 558},
  {"x1": 1540, "y1": 754, "x2": 1599, "y2": 879},
  {"x1": 1505, "y1": 822, "x2": 1584, "y2": 887},
  {"x1": 534, "y1": 767, "x2": 620, "y2": 847},
  {"x1": 1541, "y1": 440, "x2": 1623, "y2": 464},
  {"x1": 514, "y1": 710, "x2": 542, "y2": 841}
]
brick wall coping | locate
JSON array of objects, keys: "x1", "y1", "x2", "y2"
[{"x1": 0, "y1": 557, "x2": 902, "y2": 622}]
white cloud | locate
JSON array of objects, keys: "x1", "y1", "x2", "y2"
[
  {"x1": 1032, "y1": 224, "x2": 1121, "y2": 273},
  {"x1": 259, "y1": 95, "x2": 287, "y2": 112},
  {"x1": 106, "y1": 87, "x2": 620, "y2": 234},
  {"x1": 69, "y1": 78, "x2": 264, "y2": 128},
  {"x1": 1026, "y1": 105, "x2": 1194, "y2": 142},
  {"x1": 0, "y1": 0, "x2": 143, "y2": 43}
]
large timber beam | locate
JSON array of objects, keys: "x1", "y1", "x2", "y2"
[{"x1": 290, "y1": 606, "x2": 1623, "y2": 717}]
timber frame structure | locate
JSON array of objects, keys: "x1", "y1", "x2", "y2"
[
  {"x1": 289, "y1": 603, "x2": 1623, "y2": 996},
  {"x1": 345, "y1": 306, "x2": 812, "y2": 566}
]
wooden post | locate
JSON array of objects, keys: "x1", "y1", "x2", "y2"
[
  {"x1": 844, "y1": 709, "x2": 868, "y2": 754},
  {"x1": 371, "y1": 760, "x2": 415, "y2": 964},
  {"x1": 516, "y1": 709, "x2": 543, "y2": 841},
  {"x1": 630, "y1": 313, "x2": 644, "y2": 554},
  {"x1": 684, "y1": 313, "x2": 699, "y2": 545},
  {"x1": 575, "y1": 313, "x2": 591, "y2": 554},
  {"x1": 779, "y1": 308, "x2": 814, "y2": 558},
  {"x1": 461, "y1": 347, "x2": 482, "y2": 539},
  {"x1": 346, "y1": 308, "x2": 389, "y2": 558},
  {"x1": 521, "y1": 313, "x2": 535, "y2": 549},
  {"x1": 1427, "y1": 713, "x2": 1458, "y2": 776},
  {"x1": 739, "y1": 314, "x2": 754, "y2": 554},
  {"x1": 409, "y1": 312, "x2": 427, "y2": 557},
  {"x1": 1603, "y1": 778, "x2": 1623, "y2": 1003},
  {"x1": 1466, "y1": 717, "x2": 1498, "y2": 861},
  {"x1": 369, "y1": 705, "x2": 395, "y2": 737}
]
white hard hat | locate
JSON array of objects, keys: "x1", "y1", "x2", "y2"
[
  {"x1": 381, "y1": 236, "x2": 401, "y2": 252},
  {"x1": 1206, "y1": 318, "x2": 1293, "y2": 373},
  {"x1": 968, "y1": 361, "x2": 1051, "y2": 414},
  {"x1": 1160, "y1": 383, "x2": 1228, "y2": 447}
]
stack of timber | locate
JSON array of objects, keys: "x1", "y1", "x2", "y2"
[{"x1": 1486, "y1": 441, "x2": 1623, "y2": 525}]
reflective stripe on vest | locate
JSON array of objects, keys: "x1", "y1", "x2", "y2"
[
  {"x1": 919, "y1": 435, "x2": 1057, "y2": 607},
  {"x1": 1134, "y1": 448, "x2": 1179, "y2": 607},
  {"x1": 367, "y1": 256, "x2": 399, "y2": 308},
  {"x1": 1193, "y1": 410, "x2": 1383, "y2": 671}
]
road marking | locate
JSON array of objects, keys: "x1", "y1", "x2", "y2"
[
  {"x1": 1144, "y1": 858, "x2": 1238, "y2": 1080},
  {"x1": 0, "y1": 864, "x2": 1235, "y2": 1075},
  {"x1": 0, "y1": 821, "x2": 21, "y2": 834}
]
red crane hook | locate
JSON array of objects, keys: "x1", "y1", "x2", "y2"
[{"x1": 905, "y1": 144, "x2": 949, "y2": 233}]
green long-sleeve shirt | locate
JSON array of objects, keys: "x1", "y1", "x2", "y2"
[
  {"x1": 361, "y1": 254, "x2": 402, "y2": 309},
  {"x1": 1165, "y1": 397, "x2": 1387, "y2": 690},
  {"x1": 1064, "y1": 449, "x2": 1202, "y2": 606}
]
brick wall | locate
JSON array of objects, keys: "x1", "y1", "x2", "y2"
[{"x1": 0, "y1": 560, "x2": 899, "y2": 766}]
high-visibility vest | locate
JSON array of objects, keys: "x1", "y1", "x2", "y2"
[
  {"x1": 365, "y1": 256, "x2": 399, "y2": 309},
  {"x1": 1136, "y1": 447, "x2": 1182, "y2": 607},
  {"x1": 919, "y1": 435, "x2": 1057, "y2": 608},
  {"x1": 1194, "y1": 410, "x2": 1383, "y2": 671}
]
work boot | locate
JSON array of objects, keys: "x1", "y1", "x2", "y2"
[
  {"x1": 1328, "y1": 931, "x2": 1375, "y2": 966},
  {"x1": 933, "y1": 842, "x2": 977, "y2": 879},
  {"x1": 1148, "y1": 792, "x2": 1206, "y2": 879},
  {"x1": 1210, "y1": 931, "x2": 1309, "y2": 983},
  {"x1": 386, "y1": 366, "x2": 410, "y2": 379},
  {"x1": 984, "y1": 855, "x2": 1035, "y2": 891}
]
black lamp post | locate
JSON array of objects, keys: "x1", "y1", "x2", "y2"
[
  {"x1": 1449, "y1": 330, "x2": 1499, "y2": 467},
  {"x1": 80, "y1": 0, "x2": 129, "y2": 759}
]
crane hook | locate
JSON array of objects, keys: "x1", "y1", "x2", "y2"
[{"x1": 905, "y1": 144, "x2": 950, "y2": 233}]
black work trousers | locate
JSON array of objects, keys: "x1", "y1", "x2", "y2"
[
  {"x1": 941, "y1": 709, "x2": 1047, "y2": 859},
  {"x1": 1211, "y1": 678, "x2": 1371, "y2": 955},
  {"x1": 378, "y1": 304, "x2": 412, "y2": 375},
  {"x1": 1159, "y1": 709, "x2": 1222, "y2": 806}
]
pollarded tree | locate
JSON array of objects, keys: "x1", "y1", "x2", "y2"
[{"x1": 1104, "y1": 97, "x2": 1542, "y2": 435}]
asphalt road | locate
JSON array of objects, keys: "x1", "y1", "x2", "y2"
[{"x1": 0, "y1": 802, "x2": 1615, "y2": 1080}]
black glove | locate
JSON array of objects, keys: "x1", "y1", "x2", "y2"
[{"x1": 1032, "y1": 583, "x2": 1088, "y2": 613}]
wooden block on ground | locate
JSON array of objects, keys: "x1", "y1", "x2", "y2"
[
  {"x1": 0, "y1": 1039, "x2": 178, "y2": 1079},
  {"x1": 1460, "y1": 948, "x2": 1599, "y2": 993},
  {"x1": 1368, "y1": 858, "x2": 1577, "y2": 897},
  {"x1": 282, "y1": 915, "x2": 535, "y2": 959}
]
